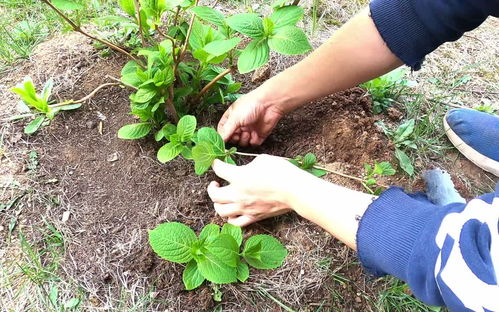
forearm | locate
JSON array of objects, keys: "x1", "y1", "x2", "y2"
[
  {"x1": 287, "y1": 174, "x2": 374, "y2": 250},
  {"x1": 255, "y1": 8, "x2": 402, "y2": 114}
]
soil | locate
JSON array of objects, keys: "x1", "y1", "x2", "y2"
[{"x1": 1, "y1": 33, "x2": 495, "y2": 312}]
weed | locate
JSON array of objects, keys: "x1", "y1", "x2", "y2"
[
  {"x1": 377, "y1": 119, "x2": 416, "y2": 176},
  {"x1": 361, "y1": 68, "x2": 414, "y2": 114},
  {"x1": 149, "y1": 222, "x2": 288, "y2": 290},
  {"x1": 289, "y1": 153, "x2": 328, "y2": 177}
]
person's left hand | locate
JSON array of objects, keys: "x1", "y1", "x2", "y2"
[{"x1": 207, "y1": 155, "x2": 308, "y2": 226}]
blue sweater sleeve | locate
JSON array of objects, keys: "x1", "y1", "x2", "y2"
[
  {"x1": 357, "y1": 184, "x2": 499, "y2": 310},
  {"x1": 369, "y1": 0, "x2": 499, "y2": 70}
]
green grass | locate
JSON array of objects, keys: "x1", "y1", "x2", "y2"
[
  {"x1": 0, "y1": 0, "x2": 116, "y2": 73},
  {"x1": 376, "y1": 277, "x2": 444, "y2": 312}
]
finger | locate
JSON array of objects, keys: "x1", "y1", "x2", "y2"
[
  {"x1": 217, "y1": 106, "x2": 232, "y2": 133},
  {"x1": 219, "y1": 115, "x2": 239, "y2": 142},
  {"x1": 214, "y1": 203, "x2": 242, "y2": 218},
  {"x1": 249, "y1": 130, "x2": 262, "y2": 146},
  {"x1": 207, "y1": 181, "x2": 236, "y2": 203},
  {"x1": 239, "y1": 131, "x2": 250, "y2": 147},
  {"x1": 212, "y1": 159, "x2": 241, "y2": 182},
  {"x1": 228, "y1": 215, "x2": 258, "y2": 227}
]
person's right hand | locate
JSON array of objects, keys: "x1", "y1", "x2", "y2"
[{"x1": 217, "y1": 91, "x2": 285, "y2": 146}]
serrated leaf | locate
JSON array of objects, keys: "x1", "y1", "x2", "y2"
[
  {"x1": 221, "y1": 223, "x2": 242, "y2": 247},
  {"x1": 373, "y1": 162, "x2": 396, "y2": 176},
  {"x1": 192, "y1": 142, "x2": 217, "y2": 175},
  {"x1": 243, "y1": 235, "x2": 287, "y2": 269},
  {"x1": 176, "y1": 115, "x2": 197, "y2": 142},
  {"x1": 121, "y1": 73, "x2": 142, "y2": 88},
  {"x1": 226, "y1": 13, "x2": 264, "y2": 38},
  {"x1": 237, "y1": 261, "x2": 249, "y2": 282},
  {"x1": 52, "y1": 0, "x2": 83, "y2": 10},
  {"x1": 199, "y1": 224, "x2": 220, "y2": 242},
  {"x1": 206, "y1": 234, "x2": 239, "y2": 267},
  {"x1": 181, "y1": 146, "x2": 193, "y2": 159},
  {"x1": 237, "y1": 39, "x2": 269, "y2": 74},
  {"x1": 302, "y1": 153, "x2": 317, "y2": 169},
  {"x1": 203, "y1": 38, "x2": 241, "y2": 57},
  {"x1": 157, "y1": 142, "x2": 183, "y2": 163},
  {"x1": 122, "y1": 61, "x2": 139, "y2": 76},
  {"x1": 24, "y1": 116, "x2": 45, "y2": 134},
  {"x1": 269, "y1": 26, "x2": 311, "y2": 55},
  {"x1": 197, "y1": 127, "x2": 225, "y2": 156},
  {"x1": 118, "y1": 0, "x2": 136, "y2": 16},
  {"x1": 183, "y1": 260, "x2": 205, "y2": 290},
  {"x1": 395, "y1": 149, "x2": 414, "y2": 176},
  {"x1": 134, "y1": 87, "x2": 157, "y2": 103},
  {"x1": 226, "y1": 82, "x2": 241, "y2": 94},
  {"x1": 197, "y1": 250, "x2": 237, "y2": 284},
  {"x1": 148, "y1": 222, "x2": 197, "y2": 263},
  {"x1": 270, "y1": 6, "x2": 304, "y2": 29},
  {"x1": 191, "y1": 6, "x2": 225, "y2": 27},
  {"x1": 118, "y1": 123, "x2": 152, "y2": 139}
]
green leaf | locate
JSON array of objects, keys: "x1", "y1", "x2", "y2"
[
  {"x1": 191, "y1": 6, "x2": 225, "y2": 27},
  {"x1": 395, "y1": 148, "x2": 414, "y2": 176},
  {"x1": 226, "y1": 82, "x2": 242, "y2": 94},
  {"x1": 51, "y1": 0, "x2": 83, "y2": 10},
  {"x1": 118, "y1": 0, "x2": 136, "y2": 16},
  {"x1": 236, "y1": 261, "x2": 249, "y2": 282},
  {"x1": 64, "y1": 298, "x2": 80, "y2": 309},
  {"x1": 57, "y1": 103, "x2": 81, "y2": 111},
  {"x1": 221, "y1": 223, "x2": 242, "y2": 247},
  {"x1": 24, "y1": 116, "x2": 45, "y2": 134},
  {"x1": 197, "y1": 250, "x2": 237, "y2": 284},
  {"x1": 237, "y1": 39, "x2": 270, "y2": 74},
  {"x1": 118, "y1": 123, "x2": 152, "y2": 139},
  {"x1": 148, "y1": 222, "x2": 197, "y2": 263},
  {"x1": 205, "y1": 234, "x2": 239, "y2": 267},
  {"x1": 41, "y1": 79, "x2": 53, "y2": 103},
  {"x1": 192, "y1": 141, "x2": 217, "y2": 175},
  {"x1": 302, "y1": 153, "x2": 317, "y2": 169},
  {"x1": 176, "y1": 115, "x2": 197, "y2": 142},
  {"x1": 309, "y1": 168, "x2": 327, "y2": 177},
  {"x1": 49, "y1": 285, "x2": 58, "y2": 306},
  {"x1": 122, "y1": 61, "x2": 139, "y2": 76},
  {"x1": 262, "y1": 17, "x2": 274, "y2": 37},
  {"x1": 157, "y1": 142, "x2": 183, "y2": 163},
  {"x1": 182, "y1": 260, "x2": 205, "y2": 290},
  {"x1": 203, "y1": 38, "x2": 241, "y2": 57},
  {"x1": 196, "y1": 127, "x2": 225, "y2": 156},
  {"x1": 243, "y1": 235, "x2": 287, "y2": 269},
  {"x1": 122, "y1": 73, "x2": 142, "y2": 88},
  {"x1": 394, "y1": 119, "x2": 415, "y2": 144},
  {"x1": 270, "y1": 6, "x2": 304, "y2": 29},
  {"x1": 181, "y1": 146, "x2": 193, "y2": 159},
  {"x1": 199, "y1": 224, "x2": 220, "y2": 242},
  {"x1": 373, "y1": 162, "x2": 396, "y2": 176},
  {"x1": 189, "y1": 19, "x2": 206, "y2": 51},
  {"x1": 269, "y1": 26, "x2": 311, "y2": 55},
  {"x1": 226, "y1": 13, "x2": 264, "y2": 38},
  {"x1": 134, "y1": 87, "x2": 157, "y2": 103}
]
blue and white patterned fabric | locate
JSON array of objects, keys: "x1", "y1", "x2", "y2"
[{"x1": 357, "y1": 184, "x2": 499, "y2": 311}]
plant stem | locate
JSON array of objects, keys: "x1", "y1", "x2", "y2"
[
  {"x1": 40, "y1": 0, "x2": 145, "y2": 68},
  {"x1": 156, "y1": 28, "x2": 177, "y2": 62},
  {"x1": 233, "y1": 151, "x2": 387, "y2": 188},
  {"x1": 49, "y1": 83, "x2": 120, "y2": 107},
  {"x1": 166, "y1": 85, "x2": 179, "y2": 123},
  {"x1": 133, "y1": 0, "x2": 146, "y2": 47},
  {"x1": 196, "y1": 68, "x2": 233, "y2": 102},
  {"x1": 105, "y1": 75, "x2": 138, "y2": 90}
]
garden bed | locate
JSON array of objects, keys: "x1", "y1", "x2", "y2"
[{"x1": 1, "y1": 32, "x2": 492, "y2": 311}]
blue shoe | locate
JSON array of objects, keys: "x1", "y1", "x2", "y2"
[{"x1": 444, "y1": 109, "x2": 499, "y2": 177}]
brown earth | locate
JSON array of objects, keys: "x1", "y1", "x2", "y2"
[{"x1": 1, "y1": 33, "x2": 495, "y2": 312}]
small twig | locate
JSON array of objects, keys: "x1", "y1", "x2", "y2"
[
  {"x1": 196, "y1": 68, "x2": 233, "y2": 102},
  {"x1": 49, "y1": 83, "x2": 120, "y2": 107},
  {"x1": 234, "y1": 151, "x2": 383, "y2": 187},
  {"x1": 166, "y1": 85, "x2": 179, "y2": 123},
  {"x1": 178, "y1": 1, "x2": 199, "y2": 63},
  {"x1": 292, "y1": 0, "x2": 301, "y2": 5},
  {"x1": 40, "y1": 0, "x2": 145, "y2": 68},
  {"x1": 172, "y1": 7, "x2": 181, "y2": 27},
  {"x1": 133, "y1": 0, "x2": 146, "y2": 46}
]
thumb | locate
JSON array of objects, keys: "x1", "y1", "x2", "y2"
[{"x1": 212, "y1": 159, "x2": 240, "y2": 182}]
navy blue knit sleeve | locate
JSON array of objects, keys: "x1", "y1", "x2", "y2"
[
  {"x1": 369, "y1": 0, "x2": 499, "y2": 70},
  {"x1": 357, "y1": 184, "x2": 499, "y2": 310}
]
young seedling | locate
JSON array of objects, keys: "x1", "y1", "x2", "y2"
[
  {"x1": 363, "y1": 161, "x2": 396, "y2": 195},
  {"x1": 377, "y1": 119, "x2": 416, "y2": 176},
  {"x1": 10, "y1": 76, "x2": 119, "y2": 134},
  {"x1": 148, "y1": 222, "x2": 287, "y2": 290}
]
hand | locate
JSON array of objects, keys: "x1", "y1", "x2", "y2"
[
  {"x1": 207, "y1": 155, "x2": 309, "y2": 226},
  {"x1": 217, "y1": 91, "x2": 284, "y2": 146}
]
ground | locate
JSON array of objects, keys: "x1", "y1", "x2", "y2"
[{"x1": 1, "y1": 1, "x2": 498, "y2": 312}]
